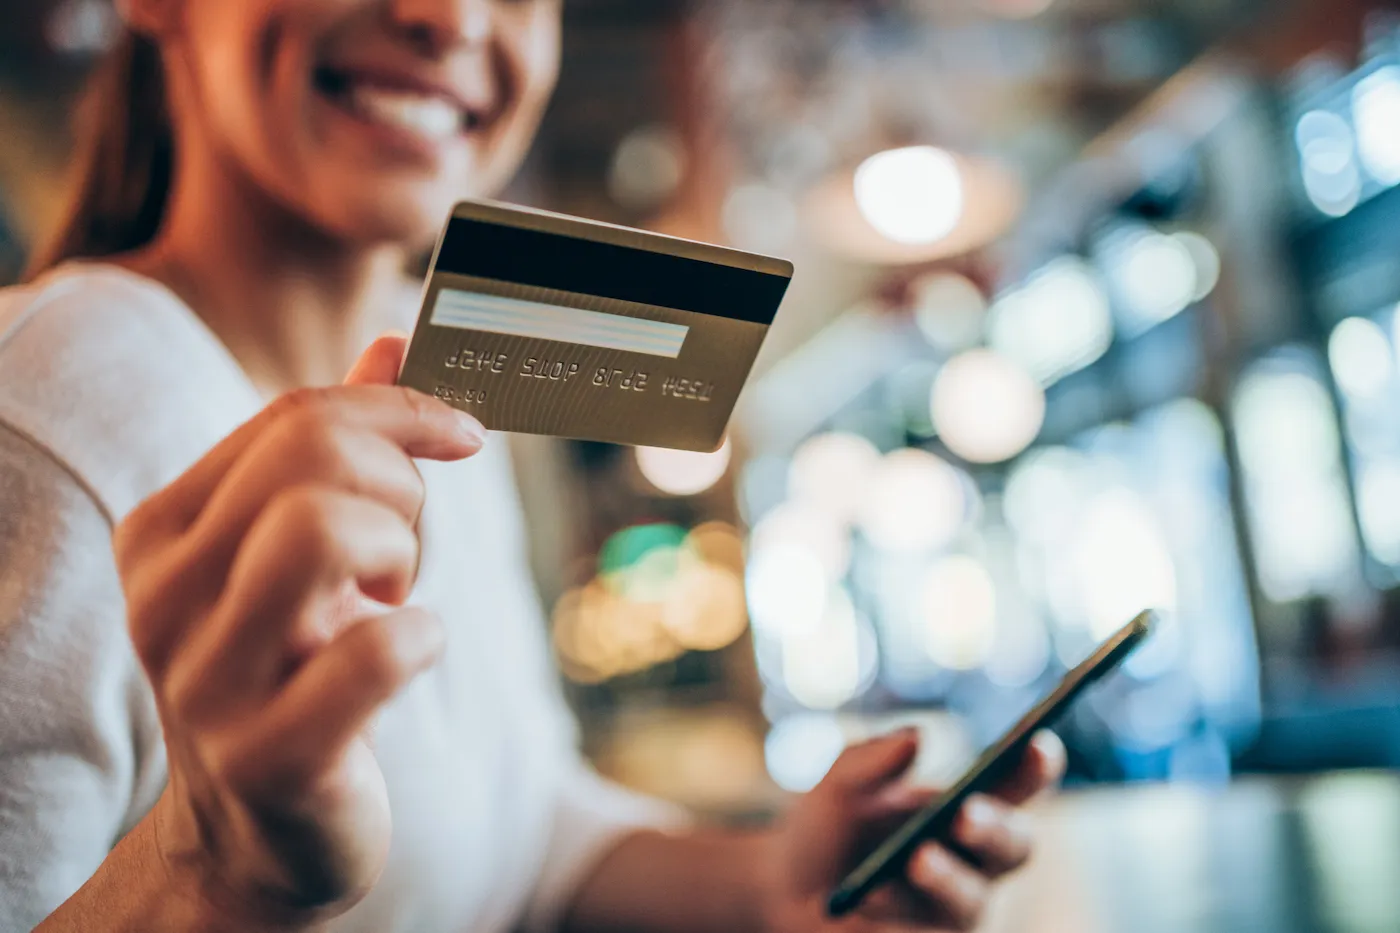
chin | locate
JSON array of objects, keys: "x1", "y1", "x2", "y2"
[{"x1": 326, "y1": 189, "x2": 465, "y2": 252}]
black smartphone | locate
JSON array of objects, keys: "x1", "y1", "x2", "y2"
[{"x1": 826, "y1": 609, "x2": 1158, "y2": 918}]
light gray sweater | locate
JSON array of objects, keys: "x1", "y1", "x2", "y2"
[{"x1": 0, "y1": 265, "x2": 677, "y2": 932}]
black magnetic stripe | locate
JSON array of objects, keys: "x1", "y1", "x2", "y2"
[{"x1": 434, "y1": 217, "x2": 789, "y2": 325}]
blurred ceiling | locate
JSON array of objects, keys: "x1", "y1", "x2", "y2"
[
  {"x1": 0, "y1": 0, "x2": 1354, "y2": 348},
  {"x1": 0, "y1": 0, "x2": 1290, "y2": 220}
]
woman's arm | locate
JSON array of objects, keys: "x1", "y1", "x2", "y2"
[
  {"x1": 0, "y1": 424, "x2": 326, "y2": 933},
  {"x1": 0, "y1": 424, "x2": 170, "y2": 930},
  {"x1": 559, "y1": 829, "x2": 771, "y2": 933},
  {"x1": 8, "y1": 338, "x2": 484, "y2": 932}
]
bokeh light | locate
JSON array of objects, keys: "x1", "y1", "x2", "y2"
[
  {"x1": 1234, "y1": 362, "x2": 1359, "y2": 602},
  {"x1": 779, "y1": 586, "x2": 871, "y2": 710},
  {"x1": 636, "y1": 438, "x2": 733, "y2": 496},
  {"x1": 555, "y1": 522, "x2": 754, "y2": 682},
  {"x1": 1111, "y1": 228, "x2": 1199, "y2": 334},
  {"x1": 1297, "y1": 109, "x2": 1362, "y2": 217},
  {"x1": 685, "y1": 521, "x2": 747, "y2": 572},
  {"x1": 985, "y1": 607, "x2": 1052, "y2": 688},
  {"x1": 853, "y1": 146, "x2": 965, "y2": 245},
  {"x1": 1072, "y1": 488, "x2": 1178, "y2": 639},
  {"x1": 911, "y1": 272, "x2": 988, "y2": 354},
  {"x1": 764, "y1": 713, "x2": 846, "y2": 793},
  {"x1": 723, "y1": 182, "x2": 799, "y2": 253},
  {"x1": 553, "y1": 581, "x2": 680, "y2": 684},
  {"x1": 608, "y1": 123, "x2": 685, "y2": 211},
  {"x1": 1329, "y1": 316, "x2": 1394, "y2": 401},
  {"x1": 1004, "y1": 447, "x2": 1094, "y2": 543},
  {"x1": 857, "y1": 448, "x2": 969, "y2": 552},
  {"x1": 1357, "y1": 461, "x2": 1400, "y2": 567},
  {"x1": 988, "y1": 257, "x2": 1113, "y2": 386},
  {"x1": 1174, "y1": 231, "x2": 1222, "y2": 302},
  {"x1": 745, "y1": 542, "x2": 829, "y2": 640},
  {"x1": 930, "y1": 349, "x2": 1046, "y2": 464},
  {"x1": 920, "y1": 554, "x2": 999, "y2": 670},
  {"x1": 1353, "y1": 66, "x2": 1400, "y2": 187},
  {"x1": 661, "y1": 561, "x2": 748, "y2": 651},
  {"x1": 788, "y1": 432, "x2": 882, "y2": 525},
  {"x1": 750, "y1": 502, "x2": 851, "y2": 580}
]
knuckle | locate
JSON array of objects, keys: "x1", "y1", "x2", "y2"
[
  {"x1": 269, "y1": 385, "x2": 332, "y2": 421},
  {"x1": 396, "y1": 384, "x2": 441, "y2": 433},
  {"x1": 272, "y1": 488, "x2": 344, "y2": 564},
  {"x1": 201, "y1": 735, "x2": 253, "y2": 789},
  {"x1": 161, "y1": 661, "x2": 204, "y2": 718},
  {"x1": 113, "y1": 497, "x2": 165, "y2": 572},
  {"x1": 123, "y1": 580, "x2": 161, "y2": 655},
  {"x1": 346, "y1": 620, "x2": 413, "y2": 693},
  {"x1": 288, "y1": 420, "x2": 358, "y2": 484}
]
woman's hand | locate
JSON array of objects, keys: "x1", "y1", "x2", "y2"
[
  {"x1": 113, "y1": 335, "x2": 484, "y2": 927},
  {"x1": 766, "y1": 730, "x2": 1066, "y2": 933}
]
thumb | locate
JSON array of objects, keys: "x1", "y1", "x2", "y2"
[
  {"x1": 780, "y1": 731, "x2": 921, "y2": 893},
  {"x1": 346, "y1": 332, "x2": 410, "y2": 386},
  {"x1": 818, "y1": 730, "x2": 920, "y2": 800}
]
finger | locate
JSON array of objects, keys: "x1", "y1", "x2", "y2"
[
  {"x1": 905, "y1": 843, "x2": 989, "y2": 932},
  {"x1": 190, "y1": 422, "x2": 427, "y2": 567},
  {"x1": 167, "y1": 487, "x2": 419, "y2": 718},
  {"x1": 950, "y1": 794, "x2": 1034, "y2": 877},
  {"x1": 991, "y1": 731, "x2": 1067, "y2": 806},
  {"x1": 231, "y1": 606, "x2": 444, "y2": 796},
  {"x1": 865, "y1": 782, "x2": 935, "y2": 821},
  {"x1": 345, "y1": 333, "x2": 409, "y2": 386},
  {"x1": 861, "y1": 883, "x2": 962, "y2": 929},
  {"x1": 816, "y1": 730, "x2": 920, "y2": 801},
  {"x1": 149, "y1": 382, "x2": 480, "y2": 532},
  {"x1": 179, "y1": 384, "x2": 480, "y2": 566}
]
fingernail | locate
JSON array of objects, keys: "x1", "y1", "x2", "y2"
[
  {"x1": 920, "y1": 845, "x2": 953, "y2": 879},
  {"x1": 1031, "y1": 730, "x2": 1068, "y2": 781},
  {"x1": 454, "y1": 412, "x2": 486, "y2": 445},
  {"x1": 963, "y1": 796, "x2": 997, "y2": 832}
]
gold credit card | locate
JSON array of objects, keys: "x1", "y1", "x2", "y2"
[{"x1": 399, "y1": 200, "x2": 793, "y2": 451}]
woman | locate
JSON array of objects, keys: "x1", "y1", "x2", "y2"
[{"x1": 0, "y1": 1, "x2": 1065, "y2": 931}]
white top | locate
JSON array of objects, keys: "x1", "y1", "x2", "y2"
[{"x1": 0, "y1": 265, "x2": 680, "y2": 932}]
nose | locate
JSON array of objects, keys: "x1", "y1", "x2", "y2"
[{"x1": 388, "y1": 0, "x2": 493, "y2": 54}]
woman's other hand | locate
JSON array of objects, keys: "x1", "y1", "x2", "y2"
[
  {"x1": 113, "y1": 335, "x2": 483, "y2": 926},
  {"x1": 766, "y1": 729, "x2": 1066, "y2": 933}
]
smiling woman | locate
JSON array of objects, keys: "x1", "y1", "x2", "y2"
[
  {"x1": 34, "y1": 0, "x2": 562, "y2": 274},
  {"x1": 0, "y1": 2, "x2": 1062, "y2": 933}
]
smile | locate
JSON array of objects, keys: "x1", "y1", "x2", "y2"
[{"x1": 313, "y1": 67, "x2": 486, "y2": 144}]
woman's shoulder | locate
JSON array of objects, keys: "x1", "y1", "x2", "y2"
[{"x1": 0, "y1": 263, "x2": 262, "y2": 523}]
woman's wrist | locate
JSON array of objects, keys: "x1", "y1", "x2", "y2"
[
  {"x1": 147, "y1": 792, "x2": 338, "y2": 933},
  {"x1": 35, "y1": 801, "x2": 325, "y2": 933}
]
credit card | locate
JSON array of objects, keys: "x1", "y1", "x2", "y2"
[{"x1": 398, "y1": 200, "x2": 793, "y2": 452}]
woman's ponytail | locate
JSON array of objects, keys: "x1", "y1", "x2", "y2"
[{"x1": 25, "y1": 30, "x2": 172, "y2": 278}]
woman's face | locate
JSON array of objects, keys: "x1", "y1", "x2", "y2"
[{"x1": 155, "y1": 0, "x2": 562, "y2": 247}]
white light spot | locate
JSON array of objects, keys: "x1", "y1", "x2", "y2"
[
  {"x1": 931, "y1": 350, "x2": 1046, "y2": 464},
  {"x1": 854, "y1": 146, "x2": 965, "y2": 245}
]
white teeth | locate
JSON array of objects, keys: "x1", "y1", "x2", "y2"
[{"x1": 349, "y1": 86, "x2": 460, "y2": 141}]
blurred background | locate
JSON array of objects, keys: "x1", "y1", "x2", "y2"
[{"x1": 6, "y1": 0, "x2": 1400, "y2": 929}]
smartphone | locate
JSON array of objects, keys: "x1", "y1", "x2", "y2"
[{"x1": 826, "y1": 609, "x2": 1158, "y2": 918}]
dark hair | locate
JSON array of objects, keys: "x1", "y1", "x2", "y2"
[{"x1": 25, "y1": 31, "x2": 173, "y2": 278}]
